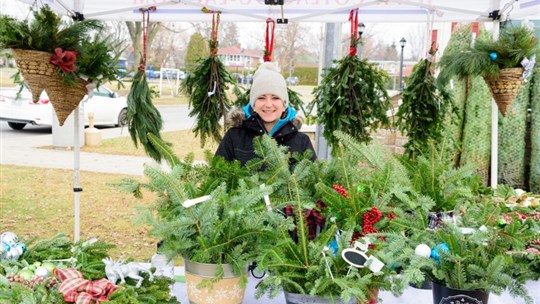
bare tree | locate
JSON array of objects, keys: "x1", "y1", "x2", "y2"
[
  {"x1": 125, "y1": 21, "x2": 161, "y2": 70},
  {"x1": 406, "y1": 24, "x2": 427, "y2": 60},
  {"x1": 273, "y1": 22, "x2": 310, "y2": 77},
  {"x1": 219, "y1": 22, "x2": 240, "y2": 47}
]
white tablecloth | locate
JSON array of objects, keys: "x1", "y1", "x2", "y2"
[{"x1": 170, "y1": 267, "x2": 539, "y2": 304}]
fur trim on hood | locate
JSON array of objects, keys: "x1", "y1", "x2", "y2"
[{"x1": 226, "y1": 107, "x2": 304, "y2": 130}]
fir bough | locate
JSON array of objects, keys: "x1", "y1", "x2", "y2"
[
  {"x1": 181, "y1": 55, "x2": 234, "y2": 147},
  {"x1": 310, "y1": 56, "x2": 391, "y2": 150},
  {"x1": 438, "y1": 25, "x2": 539, "y2": 83},
  {"x1": 396, "y1": 57, "x2": 452, "y2": 158},
  {"x1": 127, "y1": 69, "x2": 165, "y2": 162}
]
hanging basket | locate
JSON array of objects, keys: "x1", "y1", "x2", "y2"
[
  {"x1": 12, "y1": 49, "x2": 89, "y2": 125},
  {"x1": 484, "y1": 67, "x2": 524, "y2": 117}
]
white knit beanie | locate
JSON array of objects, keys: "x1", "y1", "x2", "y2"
[{"x1": 249, "y1": 62, "x2": 289, "y2": 108}]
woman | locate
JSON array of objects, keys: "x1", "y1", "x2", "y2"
[{"x1": 215, "y1": 62, "x2": 316, "y2": 166}]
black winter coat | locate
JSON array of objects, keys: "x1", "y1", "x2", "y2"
[{"x1": 215, "y1": 107, "x2": 316, "y2": 167}]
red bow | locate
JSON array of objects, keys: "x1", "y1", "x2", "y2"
[
  {"x1": 50, "y1": 48, "x2": 78, "y2": 73},
  {"x1": 54, "y1": 268, "x2": 117, "y2": 304}
]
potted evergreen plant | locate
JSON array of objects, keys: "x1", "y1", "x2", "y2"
[
  {"x1": 437, "y1": 25, "x2": 539, "y2": 116},
  {"x1": 0, "y1": 5, "x2": 121, "y2": 125},
  {"x1": 388, "y1": 198, "x2": 536, "y2": 304},
  {"x1": 252, "y1": 133, "x2": 403, "y2": 304},
  {"x1": 121, "y1": 139, "x2": 286, "y2": 304}
]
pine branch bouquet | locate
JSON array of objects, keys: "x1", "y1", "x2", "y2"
[
  {"x1": 438, "y1": 25, "x2": 539, "y2": 116},
  {"x1": 310, "y1": 55, "x2": 391, "y2": 150},
  {"x1": 396, "y1": 53, "x2": 452, "y2": 159},
  {"x1": 0, "y1": 5, "x2": 121, "y2": 124}
]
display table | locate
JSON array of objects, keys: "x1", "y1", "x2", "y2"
[{"x1": 169, "y1": 267, "x2": 539, "y2": 304}]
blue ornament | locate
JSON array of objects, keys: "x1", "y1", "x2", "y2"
[
  {"x1": 430, "y1": 243, "x2": 450, "y2": 263},
  {"x1": 327, "y1": 238, "x2": 339, "y2": 255},
  {"x1": 489, "y1": 52, "x2": 498, "y2": 60}
]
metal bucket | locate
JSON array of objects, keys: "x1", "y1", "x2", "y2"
[{"x1": 184, "y1": 260, "x2": 246, "y2": 304}]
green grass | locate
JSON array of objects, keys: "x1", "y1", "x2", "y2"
[{"x1": 0, "y1": 165, "x2": 158, "y2": 261}]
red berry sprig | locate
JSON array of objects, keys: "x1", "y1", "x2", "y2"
[
  {"x1": 362, "y1": 207, "x2": 382, "y2": 235},
  {"x1": 332, "y1": 184, "x2": 348, "y2": 198}
]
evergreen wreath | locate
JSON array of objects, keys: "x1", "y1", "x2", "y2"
[
  {"x1": 310, "y1": 9, "x2": 391, "y2": 150},
  {"x1": 181, "y1": 8, "x2": 235, "y2": 147},
  {"x1": 396, "y1": 48, "x2": 452, "y2": 159},
  {"x1": 126, "y1": 7, "x2": 166, "y2": 162}
]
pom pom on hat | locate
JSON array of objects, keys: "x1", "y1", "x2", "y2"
[{"x1": 249, "y1": 62, "x2": 289, "y2": 108}]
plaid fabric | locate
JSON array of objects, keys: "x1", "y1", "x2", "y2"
[
  {"x1": 427, "y1": 211, "x2": 456, "y2": 230},
  {"x1": 54, "y1": 268, "x2": 118, "y2": 304}
]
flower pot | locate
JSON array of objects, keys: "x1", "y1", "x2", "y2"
[
  {"x1": 432, "y1": 282, "x2": 490, "y2": 304},
  {"x1": 284, "y1": 291, "x2": 355, "y2": 304},
  {"x1": 184, "y1": 260, "x2": 246, "y2": 304},
  {"x1": 484, "y1": 67, "x2": 524, "y2": 117}
]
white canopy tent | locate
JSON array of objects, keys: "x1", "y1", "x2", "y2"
[
  {"x1": 14, "y1": 0, "x2": 540, "y2": 23},
  {"x1": 8, "y1": 0, "x2": 539, "y2": 242}
]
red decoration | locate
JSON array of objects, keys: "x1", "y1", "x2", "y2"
[
  {"x1": 362, "y1": 207, "x2": 383, "y2": 235},
  {"x1": 50, "y1": 48, "x2": 77, "y2": 73},
  {"x1": 138, "y1": 6, "x2": 157, "y2": 70},
  {"x1": 54, "y1": 268, "x2": 117, "y2": 304},
  {"x1": 348, "y1": 8, "x2": 359, "y2": 56},
  {"x1": 263, "y1": 18, "x2": 276, "y2": 62},
  {"x1": 202, "y1": 7, "x2": 221, "y2": 56},
  {"x1": 332, "y1": 184, "x2": 348, "y2": 198}
]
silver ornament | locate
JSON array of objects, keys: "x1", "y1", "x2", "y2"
[
  {"x1": 0, "y1": 232, "x2": 18, "y2": 246},
  {"x1": 34, "y1": 266, "x2": 50, "y2": 278}
]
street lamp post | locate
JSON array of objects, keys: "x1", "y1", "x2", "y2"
[
  {"x1": 357, "y1": 22, "x2": 365, "y2": 58},
  {"x1": 399, "y1": 37, "x2": 406, "y2": 91}
]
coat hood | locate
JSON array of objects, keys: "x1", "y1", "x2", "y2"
[{"x1": 225, "y1": 105, "x2": 304, "y2": 131}]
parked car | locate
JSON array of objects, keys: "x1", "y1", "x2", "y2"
[
  {"x1": 286, "y1": 76, "x2": 299, "y2": 86},
  {"x1": 0, "y1": 85, "x2": 128, "y2": 130}
]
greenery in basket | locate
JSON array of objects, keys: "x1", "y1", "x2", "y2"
[
  {"x1": 309, "y1": 56, "x2": 391, "y2": 150},
  {"x1": 438, "y1": 25, "x2": 539, "y2": 83},
  {"x1": 386, "y1": 198, "x2": 537, "y2": 303},
  {"x1": 0, "y1": 5, "x2": 121, "y2": 88},
  {"x1": 121, "y1": 138, "x2": 287, "y2": 285}
]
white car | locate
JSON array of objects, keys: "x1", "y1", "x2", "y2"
[{"x1": 0, "y1": 85, "x2": 128, "y2": 130}]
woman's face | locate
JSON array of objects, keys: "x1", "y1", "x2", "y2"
[{"x1": 253, "y1": 94, "x2": 285, "y2": 125}]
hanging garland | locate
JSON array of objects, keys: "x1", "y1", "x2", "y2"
[
  {"x1": 181, "y1": 7, "x2": 234, "y2": 147},
  {"x1": 310, "y1": 9, "x2": 391, "y2": 149},
  {"x1": 126, "y1": 6, "x2": 165, "y2": 162},
  {"x1": 395, "y1": 46, "x2": 452, "y2": 159},
  {"x1": 233, "y1": 18, "x2": 306, "y2": 115}
]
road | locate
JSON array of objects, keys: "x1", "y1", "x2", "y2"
[{"x1": 0, "y1": 105, "x2": 194, "y2": 176}]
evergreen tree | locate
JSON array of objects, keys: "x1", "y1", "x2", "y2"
[
  {"x1": 219, "y1": 22, "x2": 240, "y2": 48},
  {"x1": 184, "y1": 32, "x2": 209, "y2": 72}
]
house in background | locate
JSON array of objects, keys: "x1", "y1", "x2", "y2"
[{"x1": 217, "y1": 45, "x2": 263, "y2": 77}]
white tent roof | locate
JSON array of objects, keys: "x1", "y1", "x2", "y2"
[{"x1": 16, "y1": 0, "x2": 540, "y2": 23}]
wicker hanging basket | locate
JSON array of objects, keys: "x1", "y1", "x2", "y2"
[
  {"x1": 484, "y1": 67, "x2": 524, "y2": 116},
  {"x1": 12, "y1": 49, "x2": 88, "y2": 125}
]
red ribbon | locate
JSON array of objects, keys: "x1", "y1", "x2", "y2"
[
  {"x1": 138, "y1": 6, "x2": 157, "y2": 71},
  {"x1": 202, "y1": 7, "x2": 221, "y2": 55},
  {"x1": 50, "y1": 48, "x2": 77, "y2": 73},
  {"x1": 348, "y1": 9, "x2": 359, "y2": 56},
  {"x1": 54, "y1": 268, "x2": 118, "y2": 304},
  {"x1": 263, "y1": 18, "x2": 275, "y2": 62}
]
